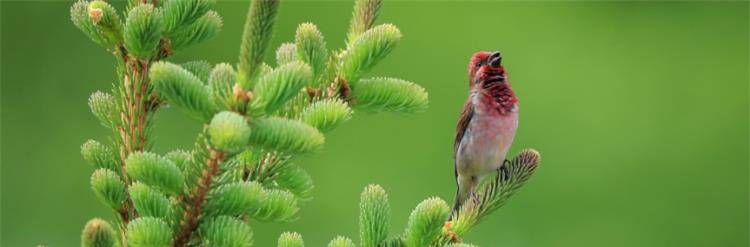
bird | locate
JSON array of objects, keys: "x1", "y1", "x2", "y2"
[{"x1": 451, "y1": 51, "x2": 519, "y2": 217}]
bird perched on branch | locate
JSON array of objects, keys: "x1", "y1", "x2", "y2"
[{"x1": 452, "y1": 51, "x2": 519, "y2": 216}]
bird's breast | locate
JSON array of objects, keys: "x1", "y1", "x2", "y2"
[{"x1": 456, "y1": 109, "x2": 518, "y2": 177}]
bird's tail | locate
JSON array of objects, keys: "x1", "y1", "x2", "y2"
[
  {"x1": 449, "y1": 191, "x2": 463, "y2": 220},
  {"x1": 450, "y1": 177, "x2": 475, "y2": 220}
]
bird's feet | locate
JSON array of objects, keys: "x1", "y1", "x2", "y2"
[
  {"x1": 470, "y1": 191, "x2": 481, "y2": 205},
  {"x1": 498, "y1": 159, "x2": 511, "y2": 181}
]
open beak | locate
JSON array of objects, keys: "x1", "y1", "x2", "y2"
[
  {"x1": 482, "y1": 51, "x2": 505, "y2": 87},
  {"x1": 488, "y1": 51, "x2": 502, "y2": 67}
]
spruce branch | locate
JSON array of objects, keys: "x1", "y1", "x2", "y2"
[
  {"x1": 276, "y1": 43, "x2": 298, "y2": 65},
  {"x1": 126, "y1": 217, "x2": 173, "y2": 247},
  {"x1": 208, "y1": 63, "x2": 239, "y2": 110},
  {"x1": 238, "y1": 0, "x2": 279, "y2": 88},
  {"x1": 200, "y1": 216, "x2": 254, "y2": 247},
  {"x1": 202, "y1": 181, "x2": 265, "y2": 217},
  {"x1": 340, "y1": 24, "x2": 401, "y2": 84},
  {"x1": 89, "y1": 91, "x2": 119, "y2": 128},
  {"x1": 347, "y1": 0, "x2": 382, "y2": 45},
  {"x1": 129, "y1": 182, "x2": 174, "y2": 221},
  {"x1": 71, "y1": 1, "x2": 103, "y2": 46},
  {"x1": 351, "y1": 77, "x2": 428, "y2": 113},
  {"x1": 73, "y1": 0, "x2": 438, "y2": 246},
  {"x1": 82, "y1": 218, "x2": 118, "y2": 247},
  {"x1": 73, "y1": 0, "x2": 223, "y2": 243},
  {"x1": 239, "y1": 151, "x2": 288, "y2": 184},
  {"x1": 165, "y1": 149, "x2": 192, "y2": 171},
  {"x1": 113, "y1": 56, "x2": 160, "y2": 229},
  {"x1": 444, "y1": 149, "x2": 540, "y2": 240},
  {"x1": 174, "y1": 148, "x2": 226, "y2": 247},
  {"x1": 381, "y1": 237, "x2": 406, "y2": 247},
  {"x1": 359, "y1": 184, "x2": 390, "y2": 247},
  {"x1": 181, "y1": 60, "x2": 213, "y2": 82},
  {"x1": 299, "y1": 98, "x2": 353, "y2": 133},
  {"x1": 169, "y1": 11, "x2": 223, "y2": 51},
  {"x1": 90, "y1": 0, "x2": 124, "y2": 50},
  {"x1": 248, "y1": 61, "x2": 313, "y2": 115},
  {"x1": 208, "y1": 111, "x2": 252, "y2": 154},
  {"x1": 91, "y1": 169, "x2": 127, "y2": 211},
  {"x1": 404, "y1": 198, "x2": 450, "y2": 247},
  {"x1": 174, "y1": 113, "x2": 249, "y2": 246},
  {"x1": 162, "y1": 0, "x2": 216, "y2": 33},
  {"x1": 250, "y1": 188, "x2": 300, "y2": 222},
  {"x1": 113, "y1": 45, "x2": 167, "y2": 230},
  {"x1": 295, "y1": 23, "x2": 327, "y2": 84},
  {"x1": 71, "y1": 0, "x2": 122, "y2": 51},
  {"x1": 116, "y1": 56, "x2": 159, "y2": 159},
  {"x1": 328, "y1": 236, "x2": 356, "y2": 247},
  {"x1": 150, "y1": 61, "x2": 217, "y2": 122},
  {"x1": 307, "y1": 150, "x2": 540, "y2": 247},
  {"x1": 125, "y1": 151, "x2": 185, "y2": 195},
  {"x1": 278, "y1": 232, "x2": 304, "y2": 247},
  {"x1": 82, "y1": 139, "x2": 119, "y2": 172},
  {"x1": 182, "y1": 134, "x2": 213, "y2": 190},
  {"x1": 272, "y1": 164, "x2": 314, "y2": 201},
  {"x1": 123, "y1": 4, "x2": 164, "y2": 60},
  {"x1": 248, "y1": 117, "x2": 324, "y2": 154}
]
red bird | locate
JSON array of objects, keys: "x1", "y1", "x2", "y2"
[{"x1": 452, "y1": 51, "x2": 519, "y2": 215}]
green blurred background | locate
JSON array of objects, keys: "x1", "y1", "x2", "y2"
[{"x1": 2, "y1": 0, "x2": 748, "y2": 246}]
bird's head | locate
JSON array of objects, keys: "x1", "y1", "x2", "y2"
[
  {"x1": 467, "y1": 51, "x2": 517, "y2": 114},
  {"x1": 467, "y1": 51, "x2": 507, "y2": 88}
]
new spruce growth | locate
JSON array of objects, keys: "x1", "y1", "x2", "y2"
[
  {"x1": 73, "y1": 0, "x2": 538, "y2": 246},
  {"x1": 309, "y1": 150, "x2": 540, "y2": 247}
]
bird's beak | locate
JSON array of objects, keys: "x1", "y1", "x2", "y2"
[{"x1": 488, "y1": 51, "x2": 502, "y2": 68}]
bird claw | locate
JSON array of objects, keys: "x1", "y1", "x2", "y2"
[
  {"x1": 498, "y1": 159, "x2": 511, "y2": 181},
  {"x1": 471, "y1": 192, "x2": 481, "y2": 204}
]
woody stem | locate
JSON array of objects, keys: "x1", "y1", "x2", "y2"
[{"x1": 173, "y1": 149, "x2": 226, "y2": 247}]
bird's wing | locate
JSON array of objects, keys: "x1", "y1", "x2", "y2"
[
  {"x1": 454, "y1": 99, "x2": 473, "y2": 156},
  {"x1": 454, "y1": 99, "x2": 474, "y2": 176}
]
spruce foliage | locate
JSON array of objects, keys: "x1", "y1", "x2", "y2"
[{"x1": 73, "y1": 0, "x2": 538, "y2": 246}]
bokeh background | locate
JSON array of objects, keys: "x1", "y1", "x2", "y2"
[{"x1": 2, "y1": 0, "x2": 748, "y2": 246}]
